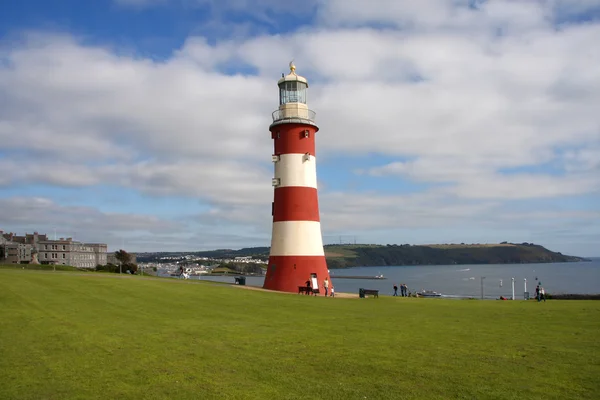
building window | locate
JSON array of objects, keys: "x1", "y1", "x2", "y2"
[
  {"x1": 63, "y1": 245, "x2": 66, "y2": 250},
  {"x1": 63, "y1": 253, "x2": 66, "y2": 258}
]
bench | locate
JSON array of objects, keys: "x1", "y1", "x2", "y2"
[
  {"x1": 361, "y1": 289, "x2": 379, "y2": 298},
  {"x1": 298, "y1": 286, "x2": 311, "y2": 294},
  {"x1": 298, "y1": 286, "x2": 320, "y2": 295}
]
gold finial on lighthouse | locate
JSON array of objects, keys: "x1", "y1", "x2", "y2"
[{"x1": 289, "y1": 60, "x2": 296, "y2": 74}]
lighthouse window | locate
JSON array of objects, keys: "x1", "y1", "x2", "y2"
[{"x1": 279, "y1": 81, "x2": 307, "y2": 105}]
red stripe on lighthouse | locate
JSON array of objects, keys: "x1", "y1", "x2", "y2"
[
  {"x1": 273, "y1": 187, "x2": 320, "y2": 222},
  {"x1": 272, "y1": 124, "x2": 318, "y2": 156}
]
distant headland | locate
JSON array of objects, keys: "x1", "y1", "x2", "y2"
[{"x1": 138, "y1": 242, "x2": 589, "y2": 269}]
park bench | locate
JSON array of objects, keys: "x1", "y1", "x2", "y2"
[
  {"x1": 298, "y1": 286, "x2": 311, "y2": 294},
  {"x1": 298, "y1": 286, "x2": 320, "y2": 295},
  {"x1": 361, "y1": 289, "x2": 379, "y2": 298}
]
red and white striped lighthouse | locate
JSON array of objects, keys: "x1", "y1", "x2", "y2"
[{"x1": 263, "y1": 62, "x2": 330, "y2": 294}]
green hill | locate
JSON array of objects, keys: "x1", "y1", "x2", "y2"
[
  {"x1": 138, "y1": 242, "x2": 587, "y2": 268},
  {"x1": 323, "y1": 242, "x2": 587, "y2": 268}
]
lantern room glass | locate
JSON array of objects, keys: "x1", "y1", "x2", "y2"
[{"x1": 279, "y1": 81, "x2": 307, "y2": 105}]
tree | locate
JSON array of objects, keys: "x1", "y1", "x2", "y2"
[
  {"x1": 114, "y1": 250, "x2": 137, "y2": 273},
  {"x1": 114, "y1": 250, "x2": 132, "y2": 265}
]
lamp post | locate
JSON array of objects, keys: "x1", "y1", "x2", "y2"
[
  {"x1": 511, "y1": 277, "x2": 515, "y2": 300},
  {"x1": 480, "y1": 276, "x2": 486, "y2": 300}
]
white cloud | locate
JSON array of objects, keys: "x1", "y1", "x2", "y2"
[
  {"x1": 316, "y1": 0, "x2": 555, "y2": 32},
  {"x1": 100, "y1": 160, "x2": 272, "y2": 206},
  {"x1": 1, "y1": 0, "x2": 599, "y2": 254},
  {"x1": 0, "y1": 197, "x2": 182, "y2": 234},
  {"x1": 0, "y1": 160, "x2": 101, "y2": 187},
  {"x1": 0, "y1": 197, "x2": 268, "y2": 251}
]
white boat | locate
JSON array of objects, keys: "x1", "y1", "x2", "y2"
[{"x1": 417, "y1": 290, "x2": 442, "y2": 298}]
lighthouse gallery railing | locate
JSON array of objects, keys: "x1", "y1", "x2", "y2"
[{"x1": 271, "y1": 109, "x2": 316, "y2": 123}]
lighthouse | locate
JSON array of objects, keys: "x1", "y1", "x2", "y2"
[{"x1": 263, "y1": 62, "x2": 330, "y2": 294}]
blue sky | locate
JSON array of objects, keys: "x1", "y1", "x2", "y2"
[{"x1": 1, "y1": 0, "x2": 599, "y2": 256}]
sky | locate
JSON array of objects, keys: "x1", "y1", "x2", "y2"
[{"x1": 0, "y1": 0, "x2": 599, "y2": 256}]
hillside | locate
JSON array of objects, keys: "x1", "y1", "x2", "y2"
[
  {"x1": 323, "y1": 242, "x2": 587, "y2": 268},
  {"x1": 138, "y1": 243, "x2": 587, "y2": 268}
]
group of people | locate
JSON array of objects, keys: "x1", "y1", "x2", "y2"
[
  {"x1": 393, "y1": 283, "x2": 409, "y2": 297},
  {"x1": 535, "y1": 285, "x2": 546, "y2": 302},
  {"x1": 178, "y1": 266, "x2": 190, "y2": 280},
  {"x1": 303, "y1": 277, "x2": 335, "y2": 297}
]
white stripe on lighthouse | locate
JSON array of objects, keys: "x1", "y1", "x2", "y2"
[
  {"x1": 274, "y1": 154, "x2": 317, "y2": 189},
  {"x1": 270, "y1": 221, "x2": 325, "y2": 256}
]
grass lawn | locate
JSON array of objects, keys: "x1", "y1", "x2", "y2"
[
  {"x1": 0, "y1": 264, "x2": 89, "y2": 272},
  {"x1": 1, "y1": 269, "x2": 598, "y2": 400}
]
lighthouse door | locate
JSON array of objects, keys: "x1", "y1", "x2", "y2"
[{"x1": 310, "y1": 273, "x2": 318, "y2": 292}]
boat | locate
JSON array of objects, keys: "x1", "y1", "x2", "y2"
[
  {"x1": 375, "y1": 274, "x2": 385, "y2": 279},
  {"x1": 417, "y1": 290, "x2": 442, "y2": 298}
]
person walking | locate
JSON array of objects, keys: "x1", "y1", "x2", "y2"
[
  {"x1": 535, "y1": 285, "x2": 540, "y2": 302},
  {"x1": 323, "y1": 278, "x2": 329, "y2": 297},
  {"x1": 540, "y1": 287, "x2": 546, "y2": 302},
  {"x1": 330, "y1": 285, "x2": 335, "y2": 298},
  {"x1": 393, "y1": 284, "x2": 398, "y2": 296}
]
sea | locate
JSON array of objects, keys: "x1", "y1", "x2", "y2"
[{"x1": 158, "y1": 258, "x2": 600, "y2": 299}]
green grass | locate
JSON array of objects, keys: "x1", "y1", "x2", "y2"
[
  {"x1": 0, "y1": 264, "x2": 159, "y2": 277},
  {"x1": 0, "y1": 263, "x2": 87, "y2": 272},
  {"x1": 1, "y1": 270, "x2": 599, "y2": 400}
]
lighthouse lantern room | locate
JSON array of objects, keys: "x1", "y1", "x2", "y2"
[{"x1": 263, "y1": 62, "x2": 330, "y2": 294}]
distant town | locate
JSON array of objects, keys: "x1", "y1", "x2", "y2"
[{"x1": 0, "y1": 229, "x2": 266, "y2": 277}]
